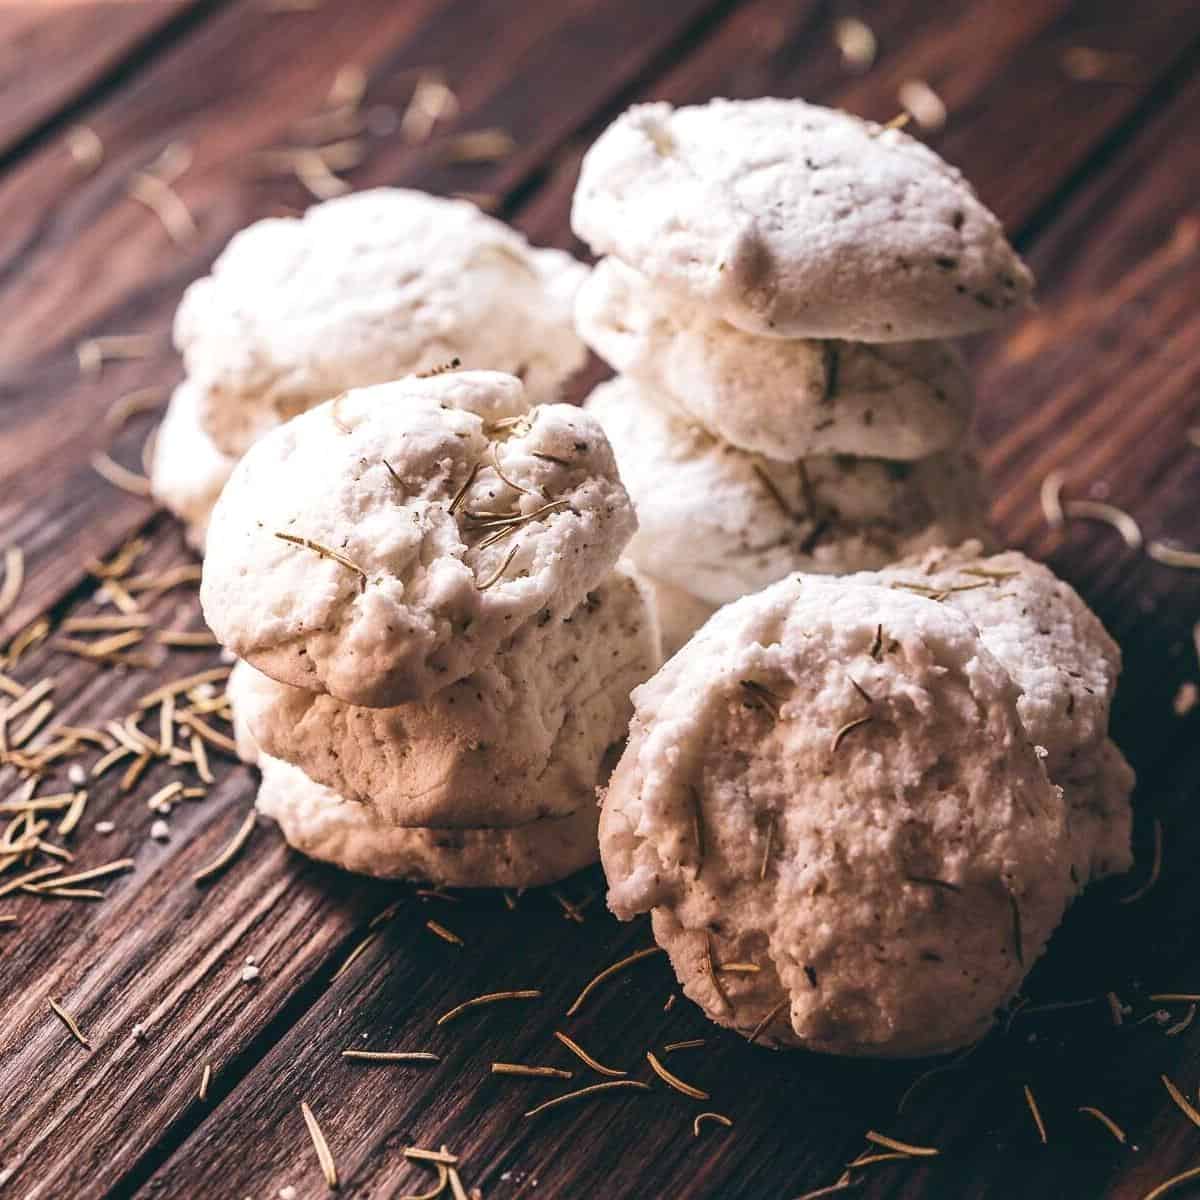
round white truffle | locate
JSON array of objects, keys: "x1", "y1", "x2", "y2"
[
  {"x1": 201, "y1": 372, "x2": 637, "y2": 707},
  {"x1": 234, "y1": 567, "x2": 660, "y2": 828},
  {"x1": 177, "y1": 188, "x2": 587, "y2": 457},
  {"x1": 586, "y1": 374, "x2": 990, "y2": 606},
  {"x1": 572, "y1": 99, "x2": 1033, "y2": 342},
  {"x1": 149, "y1": 382, "x2": 235, "y2": 552},
  {"x1": 600, "y1": 576, "x2": 1073, "y2": 1057},
  {"x1": 257, "y1": 755, "x2": 600, "y2": 887},
  {"x1": 576, "y1": 257, "x2": 973, "y2": 461}
]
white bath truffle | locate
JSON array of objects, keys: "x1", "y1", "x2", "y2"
[
  {"x1": 600, "y1": 576, "x2": 1073, "y2": 1057},
  {"x1": 226, "y1": 659, "x2": 260, "y2": 766},
  {"x1": 572, "y1": 99, "x2": 1032, "y2": 341},
  {"x1": 586, "y1": 375, "x2": 989, "y2": 606},
  {"x1": 233, "y1": 567, "x2": 659, "y2": 827},
  {"x1": 257, "y1": 756, "x2": 599, "y2": 888},
  {"x1": 177, "y1": 188, "x2": 587, "y2": 456},
  {"x1": 576, "y1": 257, "x2": 972, "y2": 461},
  {"x1": 201, "y1": 372, "x2": 637, "y2": 706},
  {"x1": 149, "y1": 382, "x2": 235, "y2": 552}
]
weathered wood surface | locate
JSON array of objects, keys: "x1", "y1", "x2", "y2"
[
  {"x1": 0, "y1": 2, "x2": 1197, "y2": 1199},
  {"x1": 0, "y1": 0, "x2": 209, "y2": 160}
]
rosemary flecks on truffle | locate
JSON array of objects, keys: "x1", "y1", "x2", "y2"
[
  {"x1": 740, "y1": 679, "x2": 782, "y2": 717},
  {"x1": 566, "y1": 947, "x2": 662, "y2": 1017},
  {"x1": 473, "y1": 544, "x2": 519, "y2": 591},
  {"x1": 831, "y1": 716, "x2": 872, "y2": 754},
  {"x1": 748, "y1": 999, "x2": 787, "y2": 1044},
  {"x1": 274, "y1": 532, "x2": 367, "y2": 591}
]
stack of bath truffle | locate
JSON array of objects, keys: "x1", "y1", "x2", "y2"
[
  {"x1": 151, "y1": 188, "x2": 587, "y2": 551},
  {"x1": 572, "y1": 98, "x2": 1033, "y2": 651},
  {"x1": 201, "y1": 370, "x2": 659, "y2": 887}
]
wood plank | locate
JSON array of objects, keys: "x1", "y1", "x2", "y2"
[
  {"x1": 121, "y1": 8, "x2": 1200, "y2": 1200},
  {"x1": 0, "y1": 0, "x2": 207, "y2": 160},
  {"x1": 0, "y1": 0, "x2": 732, "y2": 647}
]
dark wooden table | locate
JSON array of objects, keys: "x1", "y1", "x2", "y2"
[{"x1": 1, "y1": 2, "x2": 1198, "y2": 1197}]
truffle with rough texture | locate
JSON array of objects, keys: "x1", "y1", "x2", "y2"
[
  {"x1": 201, "y1": 372, "x2": 637, "y2": 706},
  {"x1": 576, "y1": 256, "x2": 972, "y2": 461},
  {"x1": 586, "y1": 374, "x2": 990, "y2": 606},
  {"x1": 600, "y1": 576, "x2": 1073, "y2": 1057},
  {"x1": 572, "y1": 98, "x2": 1032, "y2": 341},
  {"x1": 178, "y1": 188, "x2": 587, "y2": 456},
  {"x1": 233, "y1": 567, "x2": 660, "y2": 827}
]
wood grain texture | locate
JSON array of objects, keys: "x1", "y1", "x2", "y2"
[
  {"x1": 0, "y1": 2, "x2": 1197, "y2": 1199},
  {"x1": 0, "y1": 0, "x2": 209, "y2": 159}
]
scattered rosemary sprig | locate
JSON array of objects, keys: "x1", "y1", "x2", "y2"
[
  {"x1": 1063, "y1": 499, "x2": 1143, "y2": 550},
  {"x1": 552, "y1": 1031, "x2": 625, "y2": 1078},
  {"x1": 1161, "y1": 1074, "x2": 1200, "y2": 1127},
  {"x1": 342, "y1": 1050, "x2": 439, "y2": 1064},
  {"x1": 436, "y1": 990, "x2": 541, "y2": 1026},
  {"x1": 300, "y1": 1100, "x2": 338, "y2": 1190},
  {"x1": 1148, "y1": 541, "x2": 1200, "y2": 570},
  {"x1": 864, "y1": 1130, "x2": 939, "y2": 1157},
  {"x1": 426, "y1": 919, "x2": 464, "y2": 946},
  {"x1": 49, "y1": 997, "x2": 91, "y2": 1049},
  {"x1": 491, "y1": 1063, "x2": 573, "y2": 1080},
  {"x1": 830, "y1": 716, "x2": 872, "y2": 754},
  {"x1": 646, "y1": 1051, "x2": 709, "y2": 1100},
  {"x1": 522, "y1": 1079, "x2": 650, "y2": 1119},
  {"x1": 1077, "y1": 1106, "x2": 1126, "y2": 1143},
  {"x1": 192, "y1": 809, "x2": 256, "y2": 884},
  {"x1": 693, "y1": 1111, "x2": 733, "y2": 1136},
  {"x1": 566, "y1": 947, "x2": 662, "y2": 1017},
  {"x1": 1119, "y1": 816, "x2": 1163, "y2": 903},
  {"x1": 1143, "y1": 1164, "x2": 1200, "y2": 1200},
  {"x1": 1023, "y1": 1084, "x2": 1047, "y2": 1144}
]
